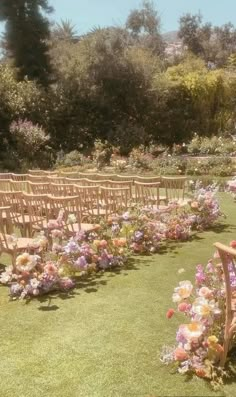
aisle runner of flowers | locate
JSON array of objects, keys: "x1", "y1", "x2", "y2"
[
  {"x1": 161, "y1": 241, "x2": 236, "y2": 389},
  {"x1": 0, "y1": 183, "x2": 222, "y2": 301}
]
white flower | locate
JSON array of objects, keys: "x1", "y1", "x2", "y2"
[
  {"x1": 181, "y1": 322, "x2": 205, "y2": 341},
  {"x1": 15, "y1": 253, "x2": 38, "y2": 272},
  {"x1": 67, "y1": 214, "x2": 77, "y2": 224},
  {"x1": 0, "y1": 271, "x2": 12, "y2": 284},
  {"x1": 172, "y1": 280, "x2": 193, "y2": 302},
  {"x1": 30, "y1": 278, "x2": 40, "y2": 289},
  {"x1": 178, "y1": 268, "x2": 185, "y2": 274}
]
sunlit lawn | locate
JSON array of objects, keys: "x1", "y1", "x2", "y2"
[{"x1": 0, "y1": 193, "x2": 236, "y2": 397}]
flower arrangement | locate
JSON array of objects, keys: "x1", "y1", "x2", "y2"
[
  {"x1": 161, "y1": 244, "x2": 236, "y2": 389},
  {"x1": 188, "y1": 183, "x2": 222, "y2": 230}
]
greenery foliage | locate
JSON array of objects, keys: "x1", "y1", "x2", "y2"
[{"x1": 0, "y1": 1, "x2": 236, "y2": 170}]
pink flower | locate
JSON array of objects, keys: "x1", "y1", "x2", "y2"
[
  {"x1": 230, "y1": 240, "x2": 236, "y2": 248},
  {"x1": 198, "y1": 286, "x2": 212, "y2": 299},
  {"x1": 166, "y1": 308, "x2": 175, "y2": 319},
  {"x1": 100, "y1": 240, "x2": 108, "y2": 248},
  {"x1": 44, "y1": 262, "x2": 58, "y2": 276},
  {"x1": 174, "y1": 347, "x2": 189, "y2": 361},
  {"x1": 178, "y1": 302, "x2": 191, "y2": 312}
]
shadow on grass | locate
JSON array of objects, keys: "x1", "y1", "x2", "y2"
[
  {"x1": 36, "y1": 256, "x2": 141, "y2": 311},
  {"x1": 210, "y1": 222, "x2": 236, "y2": 234}
]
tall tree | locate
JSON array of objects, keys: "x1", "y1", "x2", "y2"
[
  {"x1": 52, "y1": 19, "x2": 77, "y2": 41},
  {"x1": 0, "y1": 0, "x2": 53, "y2": 86},
  {"x1": 178, "y1": 13, "x2": 203, "y2": 56},
  {"x1": 126, "y1": 0, "x2": 164, "y2": 55}
]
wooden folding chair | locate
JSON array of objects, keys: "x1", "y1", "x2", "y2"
[
  {"x1": 134, "y1": 181, "x2": 160, "y2": 208},
  {"x1": 162, "y1": 176, "x2": 187, "y2": 205},
  {"x1": 214, "y1": 242, "x2": 236, "y2": 367},
  {"x1": 115, "y1": 174, "x2": 135, "y2": 182}
]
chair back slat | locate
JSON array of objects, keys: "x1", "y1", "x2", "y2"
[
  {"x1": 0, "y1": 179, "x2": 12, "y2": 191},
  {"x1": 134, "y1": 181, "x2": 160, "y2": 208},
  {"x1": 162, "y1": 177, "x2": 186, "y2": 202}
]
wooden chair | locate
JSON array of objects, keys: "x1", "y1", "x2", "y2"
[
  {"x1": 28, "y1": 181, "x2": 51, "y2": 195},
  {"x1": 28, "y1": 169, "x2": 57, "y2": 176},
  {"x1": 96, "y1": 173, "x2": 116, "y2": 180},
  {"x1": 162, "y1": 176, "x2": 187, "y2": 205},
  {"x1": 134, "y1": 181, "x2": 160, "y2": 208},
  {"x1": 0, "y1": 179, "x2": 12, "y2": 191},
  {"x1": 105, "y1": 180, "x2": 133, "y2": 198},
  {"x1": 134, "y1": 175, "x2": 161, "y2": 184},
  {"x1": 0, "y1": 173, "x2": 12, "y2": 180},
  {"x1": 28, "y1": 174, "x2": 49, "y2": 183},
  {"x1": 115, "y1": 174, "x2": 135, "y2": 182},
  {"x1": 214, "y1": 242, "x2": 236, "y2": 367},
  {"x1": 78, "y1": 172, "x2": 98, "y2": 180},
  {"x1": 60, "y1": 170, "x2": 79, "y2": 178},
  {"x1": 48, "y1": 195, "x2": 99, "y2": 235},
  {"x1": 50, "y1": 183, "x2": 76, "y2": 197},
  {"x1": 19, "y1": 193, "x2": 49, "y2": 237},
  {"x1": 73, "y1": 185, "x2": 101, "y2": 219},
  {"x1": 10, "y1": 180, "x2": 30, "y2": 193},
  {"x1": 47, "y1": 176, "x2": 66, "y2": 184},
  {"x1": 11, "y1": 173, "x2": 28, "y2": 181},
  {"x1": 0, "y1": 206, "x2": 37, "y2": 263},
  {"x1": 100, "y1": 186, "x2": 129, "y2": 217}
]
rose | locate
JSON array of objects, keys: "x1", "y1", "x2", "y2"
[
  {"x1": 178, "y1": 302, "x2": 191, "y2": 312},
  {"x1": 174, "y1": 347, "x2": 188, "y2": 361}
]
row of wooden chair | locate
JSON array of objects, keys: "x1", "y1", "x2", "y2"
[{"x1": 0, "y1": 176, "x2": 186, "y2": 205}]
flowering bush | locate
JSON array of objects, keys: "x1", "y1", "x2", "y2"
[{"x1": 161, "y1": 245, "x2": 236, "y2": 388}]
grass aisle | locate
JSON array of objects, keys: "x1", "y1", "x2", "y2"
[{"x1": 0, "y1": 193, "x2": 236, "y2": 397}]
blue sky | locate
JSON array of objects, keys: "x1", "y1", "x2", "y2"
[{"x1": 1, "y1": 0, "x2": 236, "y2": 34}]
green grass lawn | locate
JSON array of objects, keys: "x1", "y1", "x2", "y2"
[{"x1": 1, "y1": 193, "x2": 236, "y2": 397}]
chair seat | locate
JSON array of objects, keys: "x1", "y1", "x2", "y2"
[
  {"x1": 0, "y1": 234, "x2": 34, "y2": 251},
  {"x1": 66, "y1": 223, "x2": 101, "y2": 234}
]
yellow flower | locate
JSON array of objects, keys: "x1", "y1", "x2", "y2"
[{"x1": 208, "y1": 335, "x2": 218, "y2": 345}]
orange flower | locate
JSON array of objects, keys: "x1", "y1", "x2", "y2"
[
  {"x1": 195, "y1": 368, "x2": 206, "y2": 378},
  {"x1": 166, "y1": 308, "x2": 175, "y2": 319}
]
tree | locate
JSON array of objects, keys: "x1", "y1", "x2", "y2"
[
  {"x1": 52, "y1": 19, "x2": 78, "y2": 41},
  {"x1": 178, "y1": 13, "x2": 203, "y2": 56},
  {"x1": 0, "y1": 0, "x2": 53, "y2": 86},
  {"x1": 126, "y1": 0, "x2": 164, "y2": 55}
]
